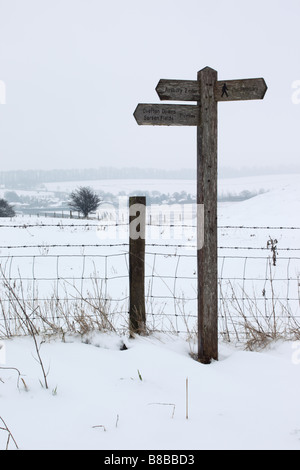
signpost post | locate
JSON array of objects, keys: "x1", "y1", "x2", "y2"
[{"x1": 134, "y1": 66, "x2": 267, "y2": 364}]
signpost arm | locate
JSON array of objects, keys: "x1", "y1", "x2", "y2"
[{"x1": 197, "y1": 67, "x2": 218, "y2": 364}]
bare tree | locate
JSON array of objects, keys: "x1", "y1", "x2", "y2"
[
  {"x1": 69, "y1": 187, "x2": 101, "y2": 218},
  {"x1": 0, "y1": 199, "x2": 15, "y2": 217}
]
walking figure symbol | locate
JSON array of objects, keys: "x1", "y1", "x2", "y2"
[{"x1": 221, "y1": 83, "x2": 229, "y2": 97}]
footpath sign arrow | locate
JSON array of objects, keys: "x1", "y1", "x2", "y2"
[
  {"x1": 215, "y1": 78, "x2": 267, "y2": 101},
  {"x1": 156, "y1": 77, "x2": 267, "y2": 102},
  {"x1": 133, "y1": 103, "x2": 199, "y2": 126},
  {"x1": 156, "y1": 80, "x2": 200, "y2": 102}
]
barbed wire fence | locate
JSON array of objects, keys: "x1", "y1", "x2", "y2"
[{"x1": 0, "y1": 219, "x2": 299, "y2": 345}]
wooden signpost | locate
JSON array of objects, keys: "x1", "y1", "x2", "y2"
[{"x1": 134, "y1": 66, "x2": 267, "y2": 364}]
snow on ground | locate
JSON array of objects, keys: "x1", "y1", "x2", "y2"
[
  {"x1": 219, "y1": 176, "x2": 300, "y2": 227},
  {"x1": 0, "y1": 173, "x2": 299, "y2": 450},
  {"x1": 1, "y1": 334, "x2": 300, "y2": 450}
]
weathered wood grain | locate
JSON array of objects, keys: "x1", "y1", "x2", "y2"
[
  {"x1": 129, "y1": 196, "x2": 146, "y2": 336},
  {"x1": 156, "y1": 77, "x2": 267, "y2": 102},
  {"x1": 156, "y1": 79, "x2": 200, "y2": 101},
  {"x1": 215, "y1": 78, "x2": 267, "y2": 101},
  {"x1": 197, "y1": 66, "x2": 218, "y2": 364},
  {"x1": 133, "y1": 103, "x2": 199, "y2": 126}
]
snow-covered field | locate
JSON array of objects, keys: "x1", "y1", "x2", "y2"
[
  {"x1": 2, "y1": 334, "x2": 300, "y2": 451},
  {"x1": 0, "y1": 173, "x2": 300, "y2": 450}
]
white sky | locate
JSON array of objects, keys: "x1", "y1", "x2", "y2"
[{"x1": 0, "y1": 0, "x2": 299, "y2": 172}]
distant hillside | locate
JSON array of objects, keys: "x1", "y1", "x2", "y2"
[
  {"x1": 0, "y1": 165, "x2": 299, "y2": 189},
  {"x1": 0, "y1": 168, "x2": 196, "y2": 188}
]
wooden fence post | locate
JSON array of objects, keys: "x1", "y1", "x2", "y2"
[{"x1": 129, "y1": 196, "x2": 146, "y2": 336}]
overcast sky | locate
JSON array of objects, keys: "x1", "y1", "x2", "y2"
[{"x1": 0, "y1": 0, "x2": 299, "y2": 172}]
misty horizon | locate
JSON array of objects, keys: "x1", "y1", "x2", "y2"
[{"x1": 0, "y1": 164, "x2": 299, "y2": 189}]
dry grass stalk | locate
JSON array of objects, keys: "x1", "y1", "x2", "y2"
[{"x1": 0, "y1": 416, "x2": 19, "y2": 450}]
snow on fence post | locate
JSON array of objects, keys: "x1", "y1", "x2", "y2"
[{"x1": 129, "y1": 196, "x2": 146, "y2": 336}]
